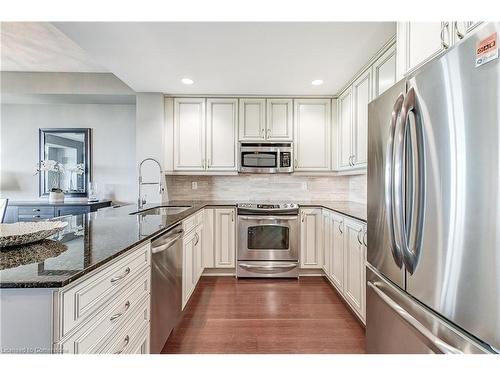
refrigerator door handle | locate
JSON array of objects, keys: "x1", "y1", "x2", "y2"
[
  {"x1": 400, "y1": 87, "x2": 426, "y2": 274},
  {"x1": 389, "y1": 93, "x2": 405, "y2": 269},
  {"x1": 367, "y1": 281, "x2": 463, "y2": 354}
]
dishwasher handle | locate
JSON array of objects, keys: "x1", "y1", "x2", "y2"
[{"x1": 151, "y1": 230, "x2": 183, "y2": 254}]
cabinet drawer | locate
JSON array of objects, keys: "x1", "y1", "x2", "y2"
[
  {"x1": 18, "y1": 214, "x2": 54, "y2": 221},
  {"x1": 59, "y1": 243, "x2": 150, "y2": 338},
  {"x1": 18, "y1": 206, "x2": 54, "y2": 215},
  {"x1": 99, "y1": 298, "x2": 150, "y2": 354},
  {"x1": 182, "y1": 214, "x2": 197, "y2": 234},
  {"x1": 59, "y1": 271, "x2": 150, "y2": 354},
  {"x1": 56, "y1": 206, "x2": 90, "y2": 217}
]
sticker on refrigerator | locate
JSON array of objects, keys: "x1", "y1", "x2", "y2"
[{"x1": 475, "y1": 32, "x2": 498, "y2": 67}]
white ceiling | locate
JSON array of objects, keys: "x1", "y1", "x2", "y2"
[
  {"x1": 54, "y1": 22, "x2": 396, "y2": 95},
  {"x1": 0, "y1": 22, "x2": 107, "y2": 73}
]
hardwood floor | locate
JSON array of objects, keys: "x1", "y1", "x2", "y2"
[{"x1": 162, "y1": 276, "x2": 366, "y2": 354}]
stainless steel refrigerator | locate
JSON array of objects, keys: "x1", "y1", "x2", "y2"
[{"x1": 367, "y1": 22, "x2": 499, "y2": 354}]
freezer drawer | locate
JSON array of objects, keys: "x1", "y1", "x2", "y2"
[{"x1": 366, "y1": 265, "x2": 492, "y2": 354}]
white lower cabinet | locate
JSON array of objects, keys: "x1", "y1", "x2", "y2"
[
  {"x1": 214, "y1": 208, "x2": 236, "y2": 268},
  {"x1": 299, "y1": 208, "x2": 323, "y2": 268},
  {"x1": 55, "y1": 243, "x2": 152, "y2": 354},
  {"x1": 320, "y1": 208, "x2": 366, "y2": 324},
  {"x1": 342, "y1": 217, "x2": 366, "y2": 322},
  {"x1": 182, "y1": 207, "x2": 236, "y2": 309},
  {"x1": 329, "y1": 213, "x2": 345, "y2": 292},
  {"x1": 182, "y1": 213, "x2": 204, "y2": 310}
]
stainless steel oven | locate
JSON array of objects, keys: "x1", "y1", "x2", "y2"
[
  {"x1": 238, "y1": 143, "x2": 293, "y2": 173},
  {"x1": 237, "y1": 203, "x2": 299, "y2": 278}
]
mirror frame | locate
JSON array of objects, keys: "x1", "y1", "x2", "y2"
[{"x1": 38, "y1": 128, "x2": 92, "y2": 198}]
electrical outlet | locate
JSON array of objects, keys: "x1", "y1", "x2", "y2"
[
  {"x1": 302, "y1": 182, "x2": 307, "y2": 190},
  {"x1": 191, "y1": 181, "x2": 198, "y2": 190}
]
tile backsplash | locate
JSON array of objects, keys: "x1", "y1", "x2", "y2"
[{"x1": 166, "y1": 174, "x2": 367, "y2": 203}]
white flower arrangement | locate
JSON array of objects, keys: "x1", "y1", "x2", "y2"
[{"x1": 35, "y1": 159, "x2": 65, "y2": 192}]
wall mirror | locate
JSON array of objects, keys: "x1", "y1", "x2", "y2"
[{"x1": 39, "y1": 128, "x2": 91, "y2": 197}]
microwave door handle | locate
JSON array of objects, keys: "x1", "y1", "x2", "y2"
[
  {"x1": 399, "y1": 87, "x2": 425, "y2": 275},
  {"x1": 389, "y1": 93, "x2": 405, "y2": 269}
]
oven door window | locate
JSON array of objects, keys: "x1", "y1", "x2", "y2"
[
  {"x1": 247, "y1": 225, "x2": 289, "y2": 249},
  {"x1": 241, "y1": 152, "x2": 277, "y2": 168}
]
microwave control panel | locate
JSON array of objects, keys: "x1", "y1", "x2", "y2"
[{"x1": 280, "y1": 152, "x2": 291, "y2": 168}]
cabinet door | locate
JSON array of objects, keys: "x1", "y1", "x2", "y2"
[
  {"x1": 299, "y1": 208, "x2": 323, "y2": 268},
  {"x1": 193, "y1": 226, "x2": 203, "y2": 284},
  {"x1": 343, "y1": 217, "x2": 365, "y2": 320},
  {"x1": 372, "y1": 44, "x2": 396, "y2": 98},
  {"x1": 206, "y1": 98, "x2": 238, "y2": 171},
  {"x1": 174, "y1": 98, "x2": 206, "y2": 171},
  {"x1": 293, "y1": 99, "x2": 331, "y2": 171},
  {"x1": 239, "y1": 98, "x2": 265, "y2": 141},
  {"x1": 352, "y1": 69, "x2": 372, "y2": 168},
  {"x1": 330, "y1": 213, "x2": 344, "y2": 292},
  {"x1": 337, "y1": 88, "x2": 353, "y2": 169},
  {"x1": 266, "y1": 98, "x2": 293, "y2": 141},
  {"x1": 182, "y1": 231, "x2": 196, "y2": 309},
  {"x1": 214, "y1": 208, "x2": 236, "y2": 268},
  {"x1": 322, "y1": 210, "x2": 332, "y2": 275},
  {"x1": 202, "y1": 208, "x2": 215, "y2": 268},
  {"x1": 398, "y1": 22, "x2": 448, "y2": 77}
]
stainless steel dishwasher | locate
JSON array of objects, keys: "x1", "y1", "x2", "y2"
[{"x1": 150, "y1": 224, "x2": 183, "y2": 354}]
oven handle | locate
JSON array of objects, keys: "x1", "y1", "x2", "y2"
[
  {"x1": 239, "y1": 263, "x2": 298, "y2": 269},
  {"x1": 237, "y1": 215, "x2": 298, "y2": 221}
]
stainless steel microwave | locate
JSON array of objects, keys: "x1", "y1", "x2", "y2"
[{"x1": 238, "y1": 142, "x2": 293, "y2": 173}]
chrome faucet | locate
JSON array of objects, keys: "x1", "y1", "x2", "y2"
[{"x1": 138, "y1": 158, "x2": 164, "y2": 209}]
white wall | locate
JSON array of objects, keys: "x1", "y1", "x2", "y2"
[
  {"x1": 135, "y1": 93, "x2": 166, "y2": 204},
  {"x1": 0, "y1": 102, "x2": 137, "y2": 203}
]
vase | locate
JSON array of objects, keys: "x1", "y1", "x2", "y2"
[{"x1": 49, "y1": 191, "x2": 65, "y2": 204}]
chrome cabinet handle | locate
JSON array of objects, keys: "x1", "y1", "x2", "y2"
[
  {"x1": 32, "y1": 208, "x2": 40, "y2": 212},
  {"x1": 453, "y1": 21, "x2": 464, "y2": 40},
  {"x1": 440, "y1": 22, "x2": 450, "y2": 49},
  {"x1": 194, "y1": 233, "x2": 199, "y2": 246},
  {"x1": 301, "y1": 212, "x2": 305, "y2": 222},
  {"x1": 110, "y1": 267, "x2": 130, "y2": 283},
  {"x1": 114, "y1": 335, "x2": 130, "y2": 354},
  {"x1": 363, "y1": 230, "x2": 367, "y2": 247},
  {"x1": 33, "y1": 215, "x2": 41, "y2": 218},
  {"x1": 338, "y1": 221, "x2": 343, "y2": 234},
  {"x1": 231, "y1": 210, "x2": 235, "y2": 222},
  {"x1": 110, "y1": 301, "x2": 131, "y2": 322},
  {"x1": 368, "y1": 281, "x2": 463, "y2": 354},
  {"x1": 267, "y1": 128, "x2": 271, "y2": 137},
  {"x1": 261, "y1": 127, "x2": 265, "y2": 138},
  {"x1": 357, "y1": 229, "x2": 363, "y2": 245}
]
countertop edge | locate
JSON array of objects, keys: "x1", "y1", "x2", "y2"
[{"x1": 1, "y1": 201, "x2": 365, "y2": 289}]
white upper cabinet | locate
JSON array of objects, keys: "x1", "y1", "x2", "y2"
[
  {"x1": 206, "y1": 98, "x2": 238, "y2": 171},
  {"x1": 266, "y1": 99, "x2": 293, "y2": 141},
  {"x1": 352, "y1": 68, "x2": 371, "y2": 168},
  {"x1": 239, "y1": 98, "x2": 266, "y2": 141},
  {"x1": 372, "y1": 43, "x2": 396, "y2": 98},
  {"x1": 174, "y1": 98, "x2": 206, "y2": 171},
  {"x1": 337, "y1": 88, "x2": 353, "y2": 170},
  {"x1": 293, "y1": 99, "x2": 331, "y2": 171}
]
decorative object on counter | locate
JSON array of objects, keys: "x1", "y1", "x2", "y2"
[
  {"x1": 0, "y1": 221, "x2": 68, "y2": 247},
  {"x1": 0, "y1": 239, "x2": 67, "y2": 270},
  {"x1": 88, "y1": 181, "x2": 99, "y2": 202},
  {"x1": 35, "y1": 159, "x2": 65, "y2": 203},
  {"x1": 68, "y1": 163, "x2": 85, "y2": 192},
  {"x1": 39, "y1": 128, "x2": 92, "y2": 198}
]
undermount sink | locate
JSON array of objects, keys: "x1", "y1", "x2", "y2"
[{"x1": 130, "y1": 206, "x2": 192, "y2": 216}]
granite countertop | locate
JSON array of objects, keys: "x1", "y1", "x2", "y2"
[{"x1": 0, "y1": 200, "x2": 365, "y2": 289}]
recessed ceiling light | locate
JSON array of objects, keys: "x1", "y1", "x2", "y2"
[
  {"x1": 181, "y1": 78, "x2": 194, "y2": 85},
  {"x1": 311, "y1": 79, "x2": 324, "y2": 86}
]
